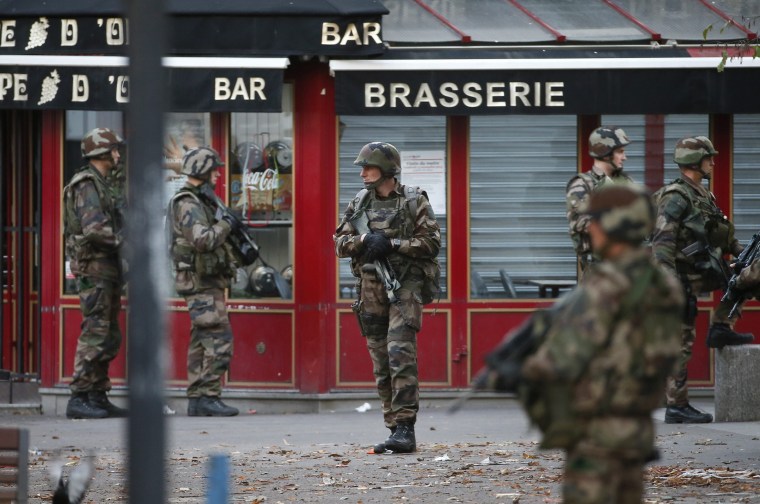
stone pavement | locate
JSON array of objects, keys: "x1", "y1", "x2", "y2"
[{"x1": 7, "y1": 398, "x2": 760, "y2": 503}]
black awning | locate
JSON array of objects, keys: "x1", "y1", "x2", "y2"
[
  {"x1": 331, "y1": 49, "x2": 760, "y2": 116},
  {"x1": 0, "y1": 0, "x2": 387, "y2": 56},
  {"x1": 0, "y1": 56, "x2": 287, "y2": 111}
]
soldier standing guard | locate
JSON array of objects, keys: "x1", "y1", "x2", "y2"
[
  {"x1": 334, "y1": 142, "x2": 441, "y2": 454},
  {"x1": 652, "y1": 136, "x2": 754, "y2": 424},
  {"x1": 63, "y1": 128, "x2": 129, "y2": 419},
  {"x1": 566, "y1": 126, "x2": 634, "y2": 276},
  {"x1": 168, "y1": 147, "x2": 240, "y2": 417},
  {"x1": 518, "y1": 185, "x2": 684, "y2": 503}
]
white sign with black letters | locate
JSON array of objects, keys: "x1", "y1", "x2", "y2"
[{"x1": 400, "y1": 150, "x2": 446, "y2": 217}]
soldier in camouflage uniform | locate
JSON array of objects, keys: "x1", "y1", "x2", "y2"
[
  {"x1": 566, "y1": 126, "x2": 634, "y2": 276},
  {"x1": 652, "y1": 136, "x2": 753, "y2": 424},
  {"x1": 334, "y1": 142, "x2": 441, "y2": 454},
  {"x1": 519, "y1": 185, "x2": 684, "y2": 504},
  {"x1": 63, "y1": 128, "x2": 129, "y2": 419},
  {"x1": 168, "y1": 147, "x2": 240, "y2": 417}
]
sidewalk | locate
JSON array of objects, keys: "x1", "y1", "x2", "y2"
[{"x1": 10, "y1": 398, "x2": 760, "y2": 503}]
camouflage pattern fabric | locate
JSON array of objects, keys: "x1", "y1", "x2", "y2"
[
  {"x1": 565, "y1": 166, "x2": 633, "y2": 271},
  {"x1": 651, "y1": 176, "x2": 743, "y2": 405},
  {"x1": 169, "y1": 183, "x2": 235, "y2": 397},
  {"x1": 185, "y1": 288, "x2": 233, "y2": 398},
  {"x1": 334, "y1": 182, "x2": 440, "y2": 427},
  {"x1": 520, "y1": 248, "x2": 683, "y2": 502},
  {"x1": 64, "y1": 166, "x2": 124, "y2": 283},
  {"x1": 736, "y1": 257, "x2": 760, "y2": 297},
  {"x1": 588, "y1": 127, "x2": 630, "y2": 159},
  {"x1": 81, "y1": 127, "x2": 123, "y2": 158},
  {"x1": 64, "y1": 164, "x2": 125, "y2": 394}
]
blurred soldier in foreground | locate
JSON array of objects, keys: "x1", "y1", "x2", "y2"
[
  {"x1": 652, "y1": 136, "x2": 753, "y2": 424},
  {"x1": 334, "y1": 142, "x2": 441, "y2": 454},
  {"x1": 168, "y1": 147, "x2": 240, "y2": 417},
  {"x1": 63, "y1": 128, "x2": 129, "y2": 419},
  {"x1": 566, "y1": 126, "x2": 634, "y2": 276},
  {"x1": 476, "y1": 185, "x2": 683, "y2": 503}
]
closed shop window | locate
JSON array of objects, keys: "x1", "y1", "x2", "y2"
[
  {"x1": 469, "y1": 115, "x2": 576, "y2": 299},
  {"x1": 733, "y1": 115, "x2": 760, "y2": 242},
  {"x1": 228, "y1": 83, "x2": 294, "y2": 300},
  {"x1": 63, "y1": 111, "x2": 125, "y2": 295},
  {"x1": 337, "y1": 116, "x2": 448, "y2": 300}
]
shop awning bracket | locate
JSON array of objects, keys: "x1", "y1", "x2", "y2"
[
  {"x1": 601, "y1": 0, "x2": 662, "y2": 42},
  {"x1": 506, "y1": 0, "x2": 566, "y2": 43},
  {"x1": 413, "y1": 0, "x2": 472, "y2": 43}
]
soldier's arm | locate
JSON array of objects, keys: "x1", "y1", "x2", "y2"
[
  {"x1": 395, "y1": 194, "x2": 441, "y2": 259},
  {"x1": 74, "y1": 180, "x2": 122, "y2": 250},
  {"x1": 651, "y1": 191, "x2": 687, "y2": 275},
  {"x1": 736, "y1": 258, "x2": 760, "y2": 291},
  {"x1": 174, "y1": 196, "x2": 231, "y2": 253},
  {"x1": 565, "y1": 176, "x2": 591, "y2": 253},
  {"x1": 333, "y1": 199, "x2": 364, "y2": 258}
]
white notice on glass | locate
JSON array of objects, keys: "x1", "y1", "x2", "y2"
[{"x1": 400, "y1": 150, "x2": 446, "y2": 216}]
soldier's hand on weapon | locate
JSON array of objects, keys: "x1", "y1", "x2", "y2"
[
  {"x1": 214, "y1": 207, "x2": 241, "y2": 232},
  {"x1": 362, "y1": 231, "x2": 392, "y2": 261}
]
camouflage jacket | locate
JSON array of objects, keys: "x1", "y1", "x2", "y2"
[
  {"x1": 521, "y1": 248, "x2": 683, "y2": 454},
  {"x1": 333, "y1": 181, "x2": 441, "y2": 284},
  {"x1": 63, "y1": 165, "x2": 123, "y2": 282},
  {"x1": 566, "y1": 165, "x2": 634, "y2": 256},
  {"x1": 736, "y1": 257, "x2": 760, "y2": 297},
  {"x1": 168, "y1": 183, "x2": 235, "y2": 293},
  {"x1": 652, "y1": 176, "x2": 741, "y2": 292}
]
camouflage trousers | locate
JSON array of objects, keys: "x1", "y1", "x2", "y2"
[
  {"x1": 184, "y1": 288, "x2": 233, "y2": 398},
  {"x1": 563, "y1": 445, "x2": 644, "y2": 504},
  {"x1": 70, "y1": 276, "x2": 123, "y2": 393},
  {"x1": 358, "y1": 267, "x2": 423, "y2": 427}
]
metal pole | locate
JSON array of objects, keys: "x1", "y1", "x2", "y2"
[
  {"x1": 0, "y1": 113, "x2": 5, "y2": 367},
  {"x1": 126, "y1": 0, "x2": 168, "y2": 502},
  {"x1": 15, "y1": 112, "x2": 25, "y2": 373}
]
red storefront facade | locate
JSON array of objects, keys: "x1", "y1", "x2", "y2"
[{"x1": 2, "y1": 0, "x2": 759, "y2": 413}]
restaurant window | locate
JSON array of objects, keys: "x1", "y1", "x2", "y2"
[
  {"x1": 469, "y1": 115, "x2": 576, "y2": 299},
  {"x1": 337, "y1": 116, "x2": 448, "y2": 300},
  {"x1": 733, "y1": 114, "x2": 760, "y2": 243},
  {"x1": 63, "y1": 111, "x2": 125, "y2": 295},
  {"x1": 228, "y1": 83, "x2": 294, "y2": 300}
]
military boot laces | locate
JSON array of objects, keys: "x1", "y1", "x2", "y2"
[
  {"x1": 373, "y1": 426, "x2": 397, "y2": 454},
  {"x1": 88, "y1": 391, "x2": 129, "y2": 418},
  {"x1": 384, "y1": 422, "x2": 416, "y2": 453},
  {"x1": 196, "y1": 396, "x2": 239, "y2": 417},
  {"x1": 706, "y1": 323, "x2": 754, "y2": 349},
  {"x1": 665, "y1": 403, "x2": 713, "y2": 424},
  {"x1": 66, "y1": 393, "x2": 108, "y2": 419}
]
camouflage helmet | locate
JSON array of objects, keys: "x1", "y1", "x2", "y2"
[
  {"x1": 585, "y1": 184, "x2": 654, "y2": 244},
  {"x1": 674, "y1": 136, "x2": 718, "y2": 166},
  {"x1": 81, "y1": 127, "x2": 124, "y2": 158},
  {"x1": 353, "y1": 142, "x2": 401, "y2": 177},
  {"x1": 181, "y1": 146, "x2": 224, "y2": 179},
  {"x1": 248, "y1": 265, "x2": 279, "y2": 297},
  {"x1": 588, "y1": 126, "x2": 630, "y2": 159}
]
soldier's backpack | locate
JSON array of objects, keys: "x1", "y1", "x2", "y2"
[{"x1": 353, "y1": 186, "x2": 441, "y2": 304}]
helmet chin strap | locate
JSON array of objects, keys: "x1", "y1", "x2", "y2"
[
  {"x1": 604, "y1": 156, "x2": 623, "y2": 175},
  {"x1": 363, "y1": 174, "x2": 391, "y2": 191}
]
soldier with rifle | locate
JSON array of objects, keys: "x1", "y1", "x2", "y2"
[
  {"x1": 469, "y1": 185, "x2": 684, "y2": 504},
  {"x1": 721, "y1": 231, "x2": 760, "y2": 319},
  {"x1": 167, "y1": 147, "x2": 241, "y2": 417},
  {"x1": 334, "y1": 142, "x2": 441, "y2": 454}
]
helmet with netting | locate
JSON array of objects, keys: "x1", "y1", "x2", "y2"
[
  {"x1": 81, "y1": 128, "x2": 124, "y2": 158},
  {"x1": 353, "y1": 142, "x2": 401, "y2": 177},
  {"x1": 585, "y1": 185, "x2": 654, "y2": 244},
  {"x1": 181, "y1": 147, "x2": 224, "y2": 179},
  {"x1": 588, "y1": 126, "x2": 630, "y2": 159},
  {"x1": 674, "y1": 136, "x2": 718, "y2": 166}
]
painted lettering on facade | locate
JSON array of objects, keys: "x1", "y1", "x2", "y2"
[{"x1": 321, "y1": 22, "x2": 382, "y2": 46}]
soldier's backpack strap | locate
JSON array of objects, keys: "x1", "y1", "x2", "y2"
[
  {"x1": 653, "y1": 180, "x2": 690, "y2": 221},
  {"x1": 63, "y1": 169, "x2": 99, "y2": 238},
  {"x1": 165, "y1": 188, "x2": 200, "y2": 252}
]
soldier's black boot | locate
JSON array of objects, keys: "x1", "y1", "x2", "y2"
[
  {"x1": 373, "y1": 426, "x2": 396, "y2": 454},
  {"x1": 66, "y1": 392, "x2": 108, "y2": 419},
  {"x1": 196, "y1": 396, "x2": 239, "y2": 417},
  {"x1": 187, "y1": 397, "x2": 200, "y2": 416},
  {"x1": 384, "y1": 422, "x2": 416, "y2": 453},
  {"x1": 665, "y1": 403, "x2": 713, "y2": 424},
  {"x1": 89, "y1": 391, "x2": 129, "y2": 418},
  {"x1": 706, "y1": 323, "x2": 754, "y2": 349}
]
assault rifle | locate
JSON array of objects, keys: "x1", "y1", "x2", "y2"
[
  {"x1": 721, "y1": 231, "x2": 760, "y2": 319},
  {"x1": 449, "y1": 309, "x2": 552, "y2": 413},
  {"x1": 200, "y1": 184, "x2": 260, "y2": 266},
  {"x1": 349, "y1": 212, "x2": 401, "y2": 303}
]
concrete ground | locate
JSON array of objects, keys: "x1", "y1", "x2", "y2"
[{"x1": 8, "y1": 398, "x2": 760, "y2": 503}]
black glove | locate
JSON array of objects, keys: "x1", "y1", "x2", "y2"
[
  {"x1": 215, "y1": 207, "x2": 240, "y2": 232},
  {"x1": 363, "y1": 232, "x2": 392, "y2": 261}
]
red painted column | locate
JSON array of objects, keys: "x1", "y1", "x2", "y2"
[
  {"x1": 39, "y1": 111, "x2": 62, "y2": 387},
  {"x1": 644, "y1": 114, "x2": 665, "y2": 192},
  {"x1": 578, "y1": 115, "x2": 600, "y2": 172},
  {"x1": 293, "y1": 62, "x2": 337, "y2": 393},
  {"x1": 447, "y1": 115, "x2": 470, "y2": 386},
  {"x1": 710, "y1": 114, "x2": 732, "y2": 214}
]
